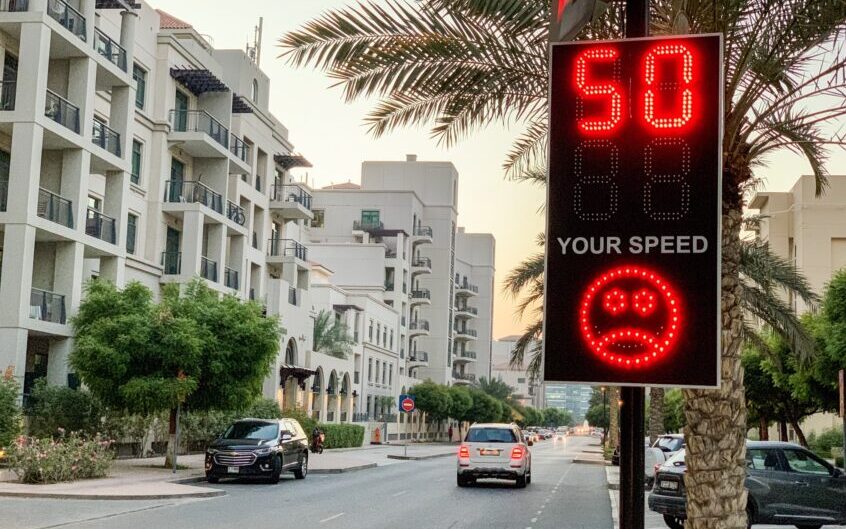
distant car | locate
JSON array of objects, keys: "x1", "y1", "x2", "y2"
[
  {"x1": 457, "y1": 423, "x2": 532, "y2": 488},
  {"x1": 652, "y1": 434, "x2": 685, "y2": 457},
  {"x1": 205, "y1": 418, "x2": 309, "y2": 484},
  {"x1": 648, "y1": 442, "x2": 846, "y2": 529}
]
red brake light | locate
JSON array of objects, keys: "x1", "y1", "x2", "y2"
[
  {"x1": 511, "y1": 446, "x2": 525, "y2": 460},
  {"x1": 458, "y1": 445, "x2": 470, "y2": 459}
]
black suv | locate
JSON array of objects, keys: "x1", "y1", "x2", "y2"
[
  {"x1": 649, "y1": 441, "x2": 846, "y2": 529},
  {"x1": 205, "y1": 418, "x2": 309, "y2": 484}
]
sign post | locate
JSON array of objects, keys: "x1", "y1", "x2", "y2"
[
  {"x1": 399, "y1": 394, "x2": 416, "y2": 457},
  {"x1": 544, "y1": 1, "x2": 723, "y2": 528}
]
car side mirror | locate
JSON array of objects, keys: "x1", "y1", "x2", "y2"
[{"x1": 281, "y1": 433, "x2": 293, "y2": 442}]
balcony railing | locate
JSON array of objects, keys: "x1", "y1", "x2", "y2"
[
  {"x1": 47, "y1": 0, "x2": 86, "y2": 41},
  {"x1": 37, "y1": 187, "x2": 73, "y2": 228},
  {"x1": 353, "y1": 220, "x2": 384, "y2": 231},
  {"x1": 454, "y1": 327, "x2": 478, "y2": 338},
  {"x1": 200, "y1": 256, "x2": 218, "y2": 282},
  {"x1": 45, "y1": 89, "x2": 80, "y2": 133},
  {"x1": 30, "y1": 288, "x2": 66, "y2": 324},
  {"x1": 455, "y1": 306, "x2": 479, "y2": 315},
  {"x1": 93, "y1": 27, "x2": 126, "y2": 71},
  {"x1": 226, "y1": 200, "x2": 245, "y2": 226},
  {"x1": 230, "y1": 134, "x2": 250, "y2": 162},
  {"x1": 161, "y1": 251, "x2": 181, "y2": 275},
  {"x1": 92, "y1": 120, "x2": 121, "y2": 157},
  {"x1": 412, "y1": 257, "x2": 432, "y2": 269},
  {"x1": 409, "y1": 320, "x2": 430, "y2": 332},
  {"x1": 414, "y1": 225, "x2": 433, "y2": 238},
  {"x1": 164, "y1": 180, "x2": 223, "y2": 214},
  {"x1": 410, "y1": 288, "x2": 431, "y2": 301},
  {"x1": 0, "y1": 180, "x2": 7, "y2": 212},
  {"x1": 224, "y1": 267, "x2": 239, "y2": 290},
  {"x1": 0, "y1": 1, "x2": 28, "y2": 12},
  {"x1": 385, "y1": 248, "x2": 397, "y2": 258},
  {"x1": 384, "y1": 281, "x2": 394, "y2": 291},
  {"x1": 268, "y1": 238, "x2": 308, "y2": 261},
  {"x1": 85, "y1": 208, "x2": 116, "y2": 244},
  {"x1": 409, "y1": 351, "x2": 429, "y2": 363},
  {"x1": 453, "y1": 372, "x2": 476, "y2": 382},
  {"x1": 288, "y1": 286, "x2": 298, "y2": 306},
  {"x1": 169, "y1": 109, "x2": 229, "y2": 149},
  {"x1": 458, "y1": 350, "x2": 477, "y2": 360},
  {"x1": 0, "y1": 81, "x2": 16, "y2": 110},
  {"x1": 457, "y1": 281, "x2": 479, "y2": 294},
  {"x1": 271, "y1": 184, "x2": 312, "y2": 210}
]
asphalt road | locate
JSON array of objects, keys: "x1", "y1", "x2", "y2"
[{"x1": 2, "y1": 436, "x2": 612, "y2": 529}]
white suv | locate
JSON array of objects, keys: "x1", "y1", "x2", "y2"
[{"x1": 457, "y1": 423, "x2": 532, "y2": 488}]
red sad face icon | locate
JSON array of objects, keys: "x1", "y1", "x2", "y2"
[{"x1": 579, "y1": 266, "x2": 683, "y2": 368}]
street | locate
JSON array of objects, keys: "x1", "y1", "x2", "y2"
[{"x1": 2, "y1": 437, "x2": 611, "y2": 529}]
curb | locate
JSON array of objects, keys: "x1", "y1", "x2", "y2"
[
  {"x1": 573, "y1": 458, "x2": 609, "y2": 466},
  {"x1": 0, "y1": 488, "x2": 225, "y2": 500},
  {"x1": 310, "y1": 463, "x2": 378, "y2": 474},
  {"x1": 386, "y1": 452, "x2": 454, "y2": 461}
]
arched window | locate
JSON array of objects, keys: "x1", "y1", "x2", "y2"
[
  {"x1": 285, "y1": 338, "x2": 297, "y2": 365},
  {"x1": 251, "y1": 79, "x2": 259, "y2": 102}
]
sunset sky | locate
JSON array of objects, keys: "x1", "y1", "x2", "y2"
[{"x1": 151, "y1": 0, "x2": 842, "y2": 339}]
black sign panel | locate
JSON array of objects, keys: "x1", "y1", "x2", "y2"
[{"x1": 543, "y1": 34, "x2": 723, "y2": 388}]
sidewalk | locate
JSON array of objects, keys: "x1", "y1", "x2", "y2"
[{"x1": 0, "y1": 443, "x2": 456, "y2": 500}]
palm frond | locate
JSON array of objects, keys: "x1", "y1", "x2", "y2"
[{"x1": 740, "y1": 240, "x2": 819, "y2": 308}]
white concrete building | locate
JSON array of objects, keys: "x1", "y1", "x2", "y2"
[
  {"x1": 490, "y1": 336, "x2": 541, "y2": 408},
  {"x1": 0, "y1": 2, "x2": 317, "y2": 411},
  {"x1": 749, "y1": 174, "x2": 846, "y2": 439},
  {"x1": 308, "y1": 155, "x2": 496, "y2": 388}
]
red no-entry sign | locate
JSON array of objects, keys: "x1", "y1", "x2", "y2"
[{"x1": 399, "y1": 395, "x2": 415, "y2": 413}]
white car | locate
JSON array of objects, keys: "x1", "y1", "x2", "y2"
[{"x1": 457, "y1": 423, "x2": 532, "y2": 488}]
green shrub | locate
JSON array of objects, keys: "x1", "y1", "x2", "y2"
[
  {"x1": 282, "y1": 407, "x2": 317, "y2": 442},
  {"x1": 7, "y1": 432, "x2": 114, "y2": 483},
  {"x1": 28, "y1": 380, "x2": 102, "y2": 439},
  {"x1": 245, "y1": 398, "x2": 283, "y2": 420},
  {"x1": 0, "y1": 377, "x2": 21, "y2": 449},
  {"x1": 807, "y1": 427, "x2": 844, "y2": 460},
  {"x1": 319, "y1": 423, "x2": 364, "y2": 449}
]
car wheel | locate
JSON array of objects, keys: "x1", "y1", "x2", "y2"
[
  {"x1": 457, "y1": 474, "x2": 469, "y2": 487},
  {"x1": 794, "y1": 526, "x2": 822, "y2": 529},
  {"x1": 746, "y1": 502, "x2": 755, "y2": 529},
  {"x1": 206, "y1": 475, "x2": 219, "y2": 484},
  {"x1": 662, "y1": 515, "x2": 684, "y2": 529},
  {"x1": 294, "y1": 454, "x2": 308, "y2": 480},
  {"x1": 516, "y1": 475, "x2": 527, "y2": 488},
  {"x1": 269, "y1": 455, "x2": 282, "y2": 484},
  {"x1": 526, "y1": 469, "x2": 532, "y2": 485}
]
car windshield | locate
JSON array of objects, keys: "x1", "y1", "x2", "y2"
[
  {"x1": 665, "y1": 448, "x2": 686, "y2": 466},
  {"x1": 466, "y1": 428, "x2": 517, "y2": 443},
  {"x1": 655, "y1": 437, "x2": 684, "y2": 452},
  {"x1": 221, "y1": 422, "x2": 278, "y2": 440}
]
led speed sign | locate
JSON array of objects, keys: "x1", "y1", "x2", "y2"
[{"x1": 543, "y1": 34, "x2": 723, "y2": 388}]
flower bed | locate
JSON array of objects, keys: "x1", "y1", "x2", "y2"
[{"x1": 6, "y1": 431, "x2": 114, "y2": 484}]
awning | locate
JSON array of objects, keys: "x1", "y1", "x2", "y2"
[
  {"x1": 232, "y1": 94, "x2": 253, "y2": 114},
  {"x1": 170, "y1": 67, "x2": 229, "y2": 96},
  {"x1": 274, "y1": 153, "x2": 313, "y2": 170},
  {"x1": 279, "y1": 364, "x2": 316, "y2": 389}
]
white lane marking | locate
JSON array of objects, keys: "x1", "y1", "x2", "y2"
[
  {"x1": 320, "y1": 513, "x2": 345, "y2": 524},
  {"x1": 531, "y1": 518, "x2": 538, "y2": 523},
  {"x1": 537, "y1": 511, "x2": 543, "y2": 515},
  {"x1": 392, "y1": 490, "x2": 408, "y2": 497}
]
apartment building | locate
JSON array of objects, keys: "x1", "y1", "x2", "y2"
[
  {"x1": 0, "y1": 1, "x2": 317, "y2": 408},
  {"x1": 308, "y1": 155, "x2": 496, "y2": 387},
  {"x1": 490, "y1": 336, "x2": 542, "y2": 408},
  {"x1": 749, "y1": 174, "x2": 846, "y2": 438}
]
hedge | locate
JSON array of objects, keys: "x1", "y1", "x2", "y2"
[{"x1": 318, "y1": 423, "x2": 364, "y2": 449}]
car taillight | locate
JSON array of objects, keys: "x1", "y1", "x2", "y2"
[
  {"x1": 458, "y1": 445, "x2": 470, "y2": 459},
  {"x1": 511, "y1": 446, "x2": 525, "y2": 460}
]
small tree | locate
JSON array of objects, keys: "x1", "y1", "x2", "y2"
[
  {"x1": 27, "y1": 379, "x2": 102, "y2": 439},
  {"x1": 0, "y1": 373, "x2": 21, "y2": 448},
  {"x1": 663, "y1": 389, "x2": 686, "y2": 435},
  {"x1": 448, "y1": 385, "x2": 473, "y2": 429},
  {"x1": 410, "y1": 380, "x2": 452, "y2": 427},
  {"x1": 477, "y1": 377, "x2": 514, "y2": 401},
  {"x1": 312, "y1": 310, "x2": 356, "y2": 359},
  {"x1": 468, "y1": 389, "x2": 502, "y2": 424}
]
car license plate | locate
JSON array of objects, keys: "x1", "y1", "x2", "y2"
[
  {"x1": 227, "y1": 466, "x2": 239, "y2": 474},
  {"x1": 480, "y1": 448, "x2": 500, "y2": 456},
  {"x1": 660, "y1": 480, "x2": 678, "y2": 490}
]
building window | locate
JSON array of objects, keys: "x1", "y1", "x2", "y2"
[
  {"x1": 312, "y1": 209, "x2": 325, "y2": 228},
  {"x1": 126, "y1": 214, "x2": 138, "y2": 255},
  {"x1": 388, "y1": 364, "x2": 393, "y2": 386},
  {"x1": 382, "y1": 327, "x2": 387, "y2": 346},
  {"x1": 518, "y1": 377, "x2": 526, "y2": 384},
  {"x1": 389, "y1": 330, "x2": 394, "y2": 349},
  {"x1": 375, "y1": 360, "x2": 380, "y2": 383},
  {"x1": 361, "y1": 210, "x2": 380, "y2": 227},
  {"x1": 368, "y1": 358, "x2": 372, "y2": 382},
  {"x1": 133, "y1": 63, "x2": 147, "y2": 110},
  {"x1": 382, "y1": 363, "x2": 386, "y2": 385},
  {"x1": 376, "y1": 323, "x2": 381, "y2": 346},
  {"x1": 130, "y1": 140, "x2": 142, "y2": 185},
  {"x1": 251, "y1": 79, "x2": 259, "y2": 102},
  {"x1": 369, "y1": 320, "x2": 374, "y2": 342}
]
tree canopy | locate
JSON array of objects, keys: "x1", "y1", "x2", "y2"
[{"x1": 312, "y1": 310, "x2": 356, "y2": 359}]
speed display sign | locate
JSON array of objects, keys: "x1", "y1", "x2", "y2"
[{"x1": 543, "y1": 34, "x2": 723, "y2": 388}]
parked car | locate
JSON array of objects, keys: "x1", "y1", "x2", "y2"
[
  {"x1": 457, "y1": 423, "x2": 532, "y2": 488},
  {"x1": 648, "y1": 441, "x2": 846, "y2": 529},
  {"x1": 652, "y1": 434, "x2": 685, "y2": 456},
  {"x1": 205, "y1": 418, "x2": 309, "y2": 484}
]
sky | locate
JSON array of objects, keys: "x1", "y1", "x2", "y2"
[{"x1": 149, "y1": 0, "x2": 845, "y2": 340}]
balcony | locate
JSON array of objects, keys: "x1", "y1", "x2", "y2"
[
  {"x1": 412, "y1": 225, "x2": 433, "y2": 244},
  {"x1": 267, "y1": 238, "x2": 308, "y2": 262},
  {"x1": 353, "y1": 220, "x2": 384, "y2": 233},
  {"x1": 45, "y1": 89, "x2": 80, "y2": 134},
  {"x1": 201, "y1": 256, "x2": 218, "y2": 282},
  {"x1": 452, "y1": 372, "x2": 476, "y2": 385},
  {"x1": 93, "y1": 27, "x2": 126, "y2": 71},
  {"x1": 410, "y1": 288, "x2": 431, "y2": 305},
  {"x1": 85, "y1": 208, "x2": 116, "y2": 244},
  {"x1": 454, "y1": 305, "x2": 479, "y2": 319},
  {"x1": 408, "y1": 319, "x2": 430, "y2": 336},
  {"x1": 227, "y1": 200, "x2": 245, "y2": 226},
  {"x1": 456, "y1": 281, "x2": 479, "y2": 297},
  {"x1": 29, "y1": 288, "x2": 66, "y2": 325},
  {"x1": 0, "y1": 1, "x2": 28, "y2": 12},
  {"x1": 411, "y1": 256, "x2": 432, "y2": 275},
  {"x1": 47, "y1": 0, "x2": 86, "y2": 42},
  {"x1": 224, "y1": 267, "x2": 239, "y2": 290},
  {"x1": 37, "y1": 188, "x2": 73, "y2": 228},
  {"x1": 163, "y1": 180, "x2": 223, "y2": 215},
  {"x1": 269, "y1": 184, "x2": 313, "y2": 220},
  {"x1": 161, "y1": 251, "x2": 181, "y2": 275},
  {"x1": 454, "y1": 350, "x2": 477, "y2": 363},
  {"x1": 92, "y1": 120, "x2": 121, "y2": 157},
  {"x1": 408, "y1": 351, "x2": 429, "y2": 367},
  {"x1": 453, "y1": 327, "x2": 478, "y2": 340},
  {"x1": 0, "y1": 81, "x2": 16, "y2": 110},
  {"x1": 169, "y1": 109, "x2": 230, "y2": 158}
]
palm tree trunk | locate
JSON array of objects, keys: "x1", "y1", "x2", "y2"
[
  {"x1": 608, "y1": 387, "x2": 620, "y2": 449},
  {"x1": 649, "y1": 387, "x2": 666, "y2": 444},
  {"x1": 682, "y1": 209, "x2": 748, "y2": 529}
]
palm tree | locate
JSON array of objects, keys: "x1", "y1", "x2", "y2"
[
  {"x1": 281, "y1": 1, "x2": 846, "y2": 526},
  {"x1": 312, "y1": 310, "x2": 356, "y2": 359}
]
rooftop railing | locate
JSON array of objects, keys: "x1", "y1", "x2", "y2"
[
  {"x1": 271, "y1": 184, "x2": 312, "y2": 210},
  {"x1": 169, "y1": 109, "x2": 229, "y2": 149},
  {"x1": 47, "y1": 0, "x2": 86, "y2": 41},
  {"x1": 37, "y1": 187, "x2": 73, "y2": 228},
  {"x1": 92, "y1": 120, "x2": 121, "y2": 157},
  {"x1": 93, "y1": 27, "x2": 126, "y2": 71},
  {"x1": 164, "y1": 180, "x2": 223, "y2": 214},
  {"x1": 30, "y1": 288, "x2": 66, "y2": 324},
  {"x1": 45, "y1": 89, "x2": 80, "y2": 133},
  {"x1": 85, "y1": 208, "x2": 116, "y2": 244},
  {"x1": 267, "y1": 238, "x2": 308, "y2": 261}
]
